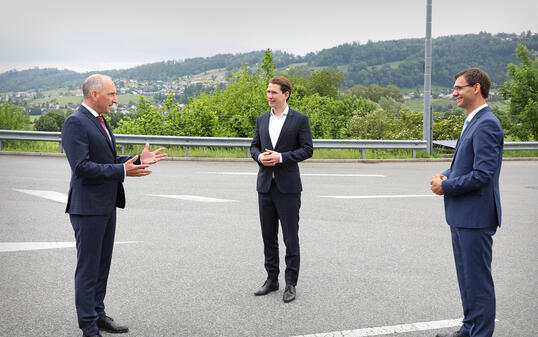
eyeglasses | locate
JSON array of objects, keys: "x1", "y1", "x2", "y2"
[{"x1": 453, "y1": 84, "x2": 474, "y2": 92}]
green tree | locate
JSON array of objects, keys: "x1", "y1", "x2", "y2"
[
  {"x1": 106, "y1": 111, "x2": 129, "y2": 130},
  {"x1": 260, "y1": 49, "x2": 276, "y2": 81},
  {"x1": 499, "y1": 43, "x2": 538, "y2": 140},
  {"x1": 347, "y1": 108, "x2": 397, "y2": 139},
  {"x1": 287, "y1": 67, "x2": 344, "y2": 98},
  {"x1": 0, "y1": 102, "x2": 30, "y2": 130},
  {"x1": 34, "y1": 110, "x2": 67, "y2": 131},
  {"x1": 350, "y1": 84, "x2": 404, "y2": 103},
  {"x1": 34, "y1": 114, "x2": 58, "y2": 131},
  {"x1": 115, "y1": 96, "x2": 168, "y2": 135},
  {"x1": 433, "y1": 112, "x2": 466, "y2": 140}
]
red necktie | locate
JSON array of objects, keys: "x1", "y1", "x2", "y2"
[{"x1": 96, "y1": 115, "x2": 111, "y2": 140}]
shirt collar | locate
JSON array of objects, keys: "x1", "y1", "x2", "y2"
[
  {"x1": 81, "y1": 102, "x2": 100, "y2": 118},
  {"x1": 466, "y1": 103, "x2": 488, "y2": 122},
  {"x1": 270, "y1": 105, "x2": 289, "y2": 118}
]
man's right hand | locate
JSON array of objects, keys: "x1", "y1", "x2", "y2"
[{"x1": 125, "y1": 155, "x2": 152, "y2": 177}]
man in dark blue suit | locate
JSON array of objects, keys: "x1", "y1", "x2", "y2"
[
  {"x1": 62, "y1": 74, "x2": 166, "y2": 337},
  {"x1": 250, "y1": 76, "x2": 313, "y2": 303},
  {"x1": 431, "y1": 68, "x2": 503, "y2": 337}
]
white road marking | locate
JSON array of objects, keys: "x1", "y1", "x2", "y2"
[
  {"x1": 304, "y1": 174, "x2": 384, "y2": 177},
  {"x1": 207, "y1": 172, "x2": 384, "y2": 177},
  {"x1": 13, "y1": 189, "x2": 67, "y2": 204},
  {"x1": 207, "y1": 172, "x2": 257, "y2": 176},
  {"x1": 0, "y1": 241, "x2": 138, "y2": 253},
  {"x1": 320, "y1": 194, "x2": 438, "y2": 199},
  {"x1": 291, "y1": 318, "x2": 492, "y2": 337},
  {"x1": 146, "y1": 194, "x2": 237, "y2": 203}
]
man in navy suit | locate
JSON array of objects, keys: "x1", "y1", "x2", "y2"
[
  {"x1": 431, "y1": 68, "x2": 503, "y2": 337},
  {"x1": 62, "y1": 74, "x2": 166, "y2": 337},
  {"x1": 250, "y1": 76, "x2": 313, "y2": 303}
]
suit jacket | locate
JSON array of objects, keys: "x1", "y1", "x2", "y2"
[
  {"x1": 441, "y1": 106, "x2": 504, "y2": 228},
  {"x1": 250, "y1": 108, "x2": 313, "y2": 193},
  {"x1": 62, "y1": 105, "x2": 135, "y2": 215}
]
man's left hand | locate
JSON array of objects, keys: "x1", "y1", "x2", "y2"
[
  {"x1": 140, "y1": 142, "x2": 168, "y2": 165},
  {"x1": 259, "y1": 149, "x2": 280, "y2": 166}
]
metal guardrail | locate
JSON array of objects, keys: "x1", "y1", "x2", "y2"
[
  {"x1": 1, "y1": 130, "x2": 537, "y2": 158},
  {"x1": 433, "y1": 139, "x2": 538, "y2": 152}
]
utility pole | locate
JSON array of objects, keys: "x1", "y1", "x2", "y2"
[{"x1": 423, "y1": 0, "x2": 433, "y2": 154}]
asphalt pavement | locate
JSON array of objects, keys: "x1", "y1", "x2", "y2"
[{"x1": 0, "y1": 154, "x2": 537, "y2": 337}]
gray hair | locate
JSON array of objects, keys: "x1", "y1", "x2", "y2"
[{"x1": 82, "y1": 74, "x2": 112, "y2": 98}]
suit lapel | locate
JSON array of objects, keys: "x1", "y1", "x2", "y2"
[
  {"x1": 451, "y1": 107, "x2": 488, "y2": 167},
  {"x1": 261, "y1": 112, "x2": 273, "y2": 150},
  {"x1": 101, "y1": 116, "x2": 117, "y2": 155},
  {"x1": 80, "y1": 106, "x2": 115, "y2": 153}
]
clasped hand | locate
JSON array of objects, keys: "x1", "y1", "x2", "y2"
[
  {"x1": 258, "y1": 149, "x2": 280, "y2": 166},
  {"x1": 430, "y1": 173, "x2": 447, "y2": 195}
]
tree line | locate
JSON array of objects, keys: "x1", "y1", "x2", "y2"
[
  {"x1": 1, "y1": 32, "x2": 536, "y2": 92},
  {"x1": 3, "y1": 45, "x2": 536, "y2": 142}
]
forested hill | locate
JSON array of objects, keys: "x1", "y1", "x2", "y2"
[{"x1": 1, "y1": 32, "x2": 536, "y2": 92}]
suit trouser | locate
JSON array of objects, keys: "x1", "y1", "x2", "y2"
[
  {"x1": 450, "y1": 226, "x2": 496, "y2": 337},
  {"x1": 70, "y1": 211, "x2": 116, "y2": 336},
  {"x1": 258, "y1": 180, "x2": 301, "y2": 286}
]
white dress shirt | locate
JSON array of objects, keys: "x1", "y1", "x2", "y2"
[
  {"x1": 462, "y1": 103, "x2": 488, "y2": 134},
  {"x1": 269, "y1": 105, "x2": 289, "y2": 163},
  {"x1": 466, "y1": 103, "x2": 488, "y2": 124}
]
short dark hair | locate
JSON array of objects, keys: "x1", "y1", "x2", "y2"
[
  {"x1": 454, "y1": 68, "x2": 491, "y2": 99},
  {"x1": 269, "y1": 76, "x2": 292, "y2": 101}
]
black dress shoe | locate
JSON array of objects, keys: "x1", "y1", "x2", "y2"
[
  {"x1": 254, "y1": 279, "x2": 279, "y2": 296},
  {"x1": 283, "y1": 285, "x2": 296, "y2": 303},
  {"x1": 96, "y1": 315, "x2": 129, "y2": 333},
  {"x1": 435, "y1": 331, "x2": 469, "y2": 337},
  {"x1": 83, "y1": 333, "x2": 102, "y2": 337}
]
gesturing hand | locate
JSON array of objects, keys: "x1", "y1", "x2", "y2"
[
  {"x1": 140, "y1": 142, "x2": 168, "y2": 165},
  {"x1": 125, "y1": 155, "x2": 152, "y2": 177}
]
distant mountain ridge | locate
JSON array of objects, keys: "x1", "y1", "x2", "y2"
[{"x1": 1, "y1": 32, "x2": 536, "y2": 92}]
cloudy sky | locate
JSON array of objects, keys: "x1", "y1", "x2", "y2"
[{"x1": 1, "y1": 0, "x2": 536, "y2": 73}]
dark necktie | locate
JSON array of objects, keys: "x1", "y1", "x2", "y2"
[{"x1": 97, "y1": 115, "x2": 111, "y2": 140}]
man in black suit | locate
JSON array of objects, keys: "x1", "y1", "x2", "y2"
[
  {"x1": 250, "y1": 76, "x2": 313, "y2": 303},
  {"x1": 62, "y1": 74, "x2": 166, "y2": 337}
]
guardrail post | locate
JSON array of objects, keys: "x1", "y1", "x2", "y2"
[
  {"x1": 185, "y1": 146, "x2": 188, "y2": 157},
  {"x1": 246, "y1": 148, "x2": 250, "y2": 158},
  {"x1": 0, "y1": 140, "x2": 2, "y2": 151},
  {"x1": 121, "y1": 145, "x2": 125, "y2": 156},
  {"x1": 412, "y1": 149, "x2": 416, "y2": 158},
  {"x1": 361, "y1": 149, "x2": 365, "y2": 159},
  {"x1": 59, "y1": 142, "x2": 63, "y2": 153}
]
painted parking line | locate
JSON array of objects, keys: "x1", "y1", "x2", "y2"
[
  {"x1": 13, "y1": 189, "x2": 67, "y2": 204},
  {"x1": 320, "y1": 194, "x2": 438, "y2": 199},
  {"x1": 146, "y1": 194, "x2": 237, "y2": 203},
  {"x1": 206, "y1": 172, "x2": 257, "y2": 176},
  {"x1": 291, "y1": 318, "x2": 470, "y2": 337},
  {"x1": 0, "y1": 241, "x2": 139, "y2": 253},
  {"x1": 207, "y1": 172, "x2": 384, "y2": 177}
]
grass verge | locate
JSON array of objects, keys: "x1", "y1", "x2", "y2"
[{"x1": 1, "y1": 141, "x2": 536, "y2": 159}]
